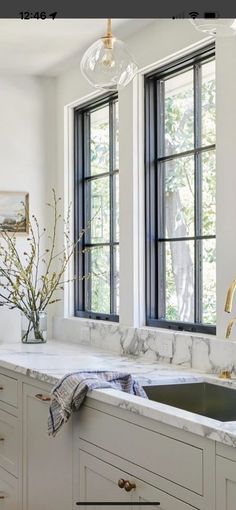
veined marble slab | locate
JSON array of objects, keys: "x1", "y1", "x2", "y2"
[
  {"x1": 53, "y1": 316, "x2": 236, "y2": 374},
  {"x1": 0, "y1": 340, "x2": 199, "y2": 385},
  {"x1": 1, "y1": 340, "x2": 236, "y2": 448}
]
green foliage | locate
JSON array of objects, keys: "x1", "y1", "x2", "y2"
[
  {"x1": 87, "y1": 68, "x2": 216, "y2": 325},
  {"x1": 164, "y1": 67, "x2": 216, "y2": 325},
  {"x1": 88, "y1": 109, "x2": 119, "y2": 315}
]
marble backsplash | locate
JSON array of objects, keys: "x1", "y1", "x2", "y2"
[{"x1": 53, "y1": 317, "x2": 235, "y2": 375}]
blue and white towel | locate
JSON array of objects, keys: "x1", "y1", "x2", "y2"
[{"x1": 48, "y1": 370, "x2": 147, "y2": 436}]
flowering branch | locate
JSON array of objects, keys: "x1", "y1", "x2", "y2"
[{"x1": 0, "y1": 190, "x2": 86, "y2": 321}]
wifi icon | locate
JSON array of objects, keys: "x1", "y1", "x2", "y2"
[{"x1": 189, "y1": 11, "x2": 199, "y2": 19}]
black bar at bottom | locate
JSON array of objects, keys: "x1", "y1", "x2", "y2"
[{"x1": 76, "y1": 503, "x2": 160, "y2": 506}]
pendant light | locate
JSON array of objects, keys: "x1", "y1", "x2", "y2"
[
  {"x1": 80, "y1": 19, "x2": 138, "y2": 91},
  {"x1": 190, "y1": 18, "x2": 236, "y2": 37}
]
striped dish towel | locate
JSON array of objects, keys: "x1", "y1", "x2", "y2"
[{"x1": 48, "y1": 371, "x2": 147, "y2": 436}]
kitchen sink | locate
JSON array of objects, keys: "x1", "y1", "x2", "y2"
[{"x1": 143, "y1": 382, "x2": 236, "y2": 422}]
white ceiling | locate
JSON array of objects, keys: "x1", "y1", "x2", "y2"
[{"x1": 0, "y1": 19, "x2": 153, "y2": 76}]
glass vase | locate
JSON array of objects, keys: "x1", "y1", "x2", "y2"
[{"x1": 21, "y1": 310, "x2": 47, "y2": 344}]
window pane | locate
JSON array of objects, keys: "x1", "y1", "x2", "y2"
[
  {"x1": 85, "y1": 246, "x2": 110, "y2": 314},
  {"x1": 165, "y1": 240, "x2": 194, "y2": 322},
  {"x1": 113, "y1": 174, "x2": 119, "y2": 242},
  {"x1": 85, "y1": 176, "x2": 110, "y2": 243},
  {"x1": 202, "y1": 239, "x2": 216, "y2": 324},
  {"x1": 90, "y1": 106, "x2": 109, "y2": 176},
  {"x1": 162, "y1": 156, "x2": 194, "y2": 238},
  {"x1": 201, "y1": 60, "x2": 216, "y2": 147},
  {"x1": 202, "y1": 150, "x2": 216, "y2": 236},
  {"x1": 113, "y1": 245, "x2": 119, "y2": 315},
  {"x1": 164, "y1": 69, "x2": 194, "y2": 156}
]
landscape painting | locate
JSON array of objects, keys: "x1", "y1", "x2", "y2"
[{"x1": 0, "y1": 192, "x2": 29, "y2": 234}]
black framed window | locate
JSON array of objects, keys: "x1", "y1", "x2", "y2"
[
  {"x1": 145, "y1": 45, "x2": 216, "y2": 334},
  {"x1": 74, "y1": 94, "x2": 119, "y2": 321}
]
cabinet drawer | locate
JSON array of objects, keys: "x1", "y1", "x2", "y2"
[
  {"x1": 79, "y1": 406, "x2": 203, "y2": 495},
  {"x1": 216, "y1": 456, "x2": 236, "y2": 510},
  {"x1": 0, "y1": 410, "x2": 18, "y2": 476},
  {"x1": 79, "y1": 450, "x2": 199, "y2": 510},
  {"x1": 0, "y1": 374, "x2": 18, "y2": 408},
  {"x1": 0, "y1": 465, "x2": 18, "y2": 510},
  {"x1": 23, "y1": 383, "x2": 73, "y2": 510}
]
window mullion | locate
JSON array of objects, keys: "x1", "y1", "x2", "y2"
[
  {"x1": 74, "y1": 108, "x2": 82, "y2": 313},
  {"x1": 84, "y1": 169, "x2": 118, "y2": 182},
  {"x1": 145, "y1": 79, "x2": 156, "y2": 319},
  {"x1": 194, "y1": 63, "x2": 203, "y2": 324},
  {"x1": 157, "y1": 79, "x2": 166, "y2": 319},
  {"x1": 84, "y1": 111, "x2": 92, "y2": 312},
  {"x1": 157, "y1": 143, "x2": 215, "y2": 164},
  {"x1": 109, "y1": 100, "x2": 115, "y2": 315}
]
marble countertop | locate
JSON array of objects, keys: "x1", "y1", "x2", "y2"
[{"x1": 1, "y1": 340, "x2": 236, "y2": 447}]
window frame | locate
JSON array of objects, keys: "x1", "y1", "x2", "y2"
[
  {"x1": 74, "y1": 93, "x2": 119, "y2": 322},
  {"x1": 145, "y1": 44, "x2": 216, "y2": 335}
]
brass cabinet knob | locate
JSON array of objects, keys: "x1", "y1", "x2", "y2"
[
  {"x1": 0, "y1": 386, "x2": 4, "y2": 390},
  {"x1": 35, "y1": 393, "x2": 51, "y2": 402},
  {"x1": 124, "y1": 481, "x2": 136, "y2": 492},
  {"x1": 118, "y1": 479, "x2": 126, "y2": 489}
]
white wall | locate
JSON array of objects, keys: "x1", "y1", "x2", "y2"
[
  {"x1": 53, "y1": 19, "x2": 236, "y2": 339},
  {"x1": 0, "y1": 75, "x2": 56, "y2": 342},
  {"x1": 216, "y1": 37, "x2": 236, "y2": 338}
]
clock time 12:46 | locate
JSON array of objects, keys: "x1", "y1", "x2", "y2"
[{"x1": 19, "y1": 12, "x2": 57, "y2": 20}]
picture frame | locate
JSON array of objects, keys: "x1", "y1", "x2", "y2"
[{"x1": 0, "y1": 191, "x2": 29, "y2": 234}]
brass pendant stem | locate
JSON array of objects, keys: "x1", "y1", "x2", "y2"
[
  {"x1": 107, "y1": 18, "x2": 112, "y2": 38},
  {"x1": 102, "y1": 18, "x2": 113, "y2": 49}
]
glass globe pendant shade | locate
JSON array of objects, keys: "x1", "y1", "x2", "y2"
[
  {"x1": 80, "y1": 20, "x2": 138, "y2": 91},
  {"x1": 190, "y1": 18, "x2": 236, "y2": 37}
]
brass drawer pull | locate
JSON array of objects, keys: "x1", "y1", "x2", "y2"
[
  {"x1": 0, "y1": 494, "x2": 5, "y2": 499},
  {"x1": 35, "y1": 393, "x2": 51, "y2": 402},
  {"x1": 118, "y1": 479, "x2": 136, "y2": 492},
  {"x1": 118, "y1": 479, "x2": 126, "y2": 489},
  {"x1": 124, "y1": 481, "x2": 136, "y2": 492}
]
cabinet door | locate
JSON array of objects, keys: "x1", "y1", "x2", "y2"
[
  {"x1": 216, "y1": 456, "x2": 236, "y2": 510},
  {"x1": 78, "y1": 451, "x2": 199, "y2": 510},
  {"x1": 0, "y1": 465, "x2": 18, "y2": 510},
  {"x1": 0, "y1": 409, "x2": 19, "y2": 477},
  {"x1": 79, "y1": 451, "x2": 133, "y2": 510},
  {"x1": 136, "y1": 480, "x2": 198, "y2": 510},
  {"x1": 23, "y1": 383, "x2": 73, "y2": 510}
]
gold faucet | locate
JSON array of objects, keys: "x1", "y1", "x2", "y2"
[
  {"x1": 219, "y1": 369, "x2": 232, "y2": 379},
  {"x1": 224, "y1": 277, "x2": 236, "y2": 338}
]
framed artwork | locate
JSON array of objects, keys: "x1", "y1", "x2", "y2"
[{"x1": 0, "y1": 192, "x2": 29, "y2": 234}]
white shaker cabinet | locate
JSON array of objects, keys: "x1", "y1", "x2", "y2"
[
  {"x1": 22, "y1": 383, "x2": 73, "y2": 510},
  {"x1": 0, "y1": 465, "x2": 18, "y2": 509},
  {"x1": 78, "y1": 450, "x2": 133, "y2": 509},
  {"x1": 0, "y1": 371, "x2": 20, "y2": 509},
  {"x1": 216, "y1": 456, "x2": 236, "y2": 510},
  {"x1": 0, "y1": 365, "x2": 234, "y2": 510},
  {"x1": 78, "y1": 401, "x2": 215, "y2": 510},
  {"x1": 216, "y1": 443, "x2": 236, "y2": 510},
  {"x1": 78, "y1": 449, "x2": 199, "y2": 510}
]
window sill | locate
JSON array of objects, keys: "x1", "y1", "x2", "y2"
[{"x1": 146, "y1": 318, "x2": 216, "y2": 336}]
